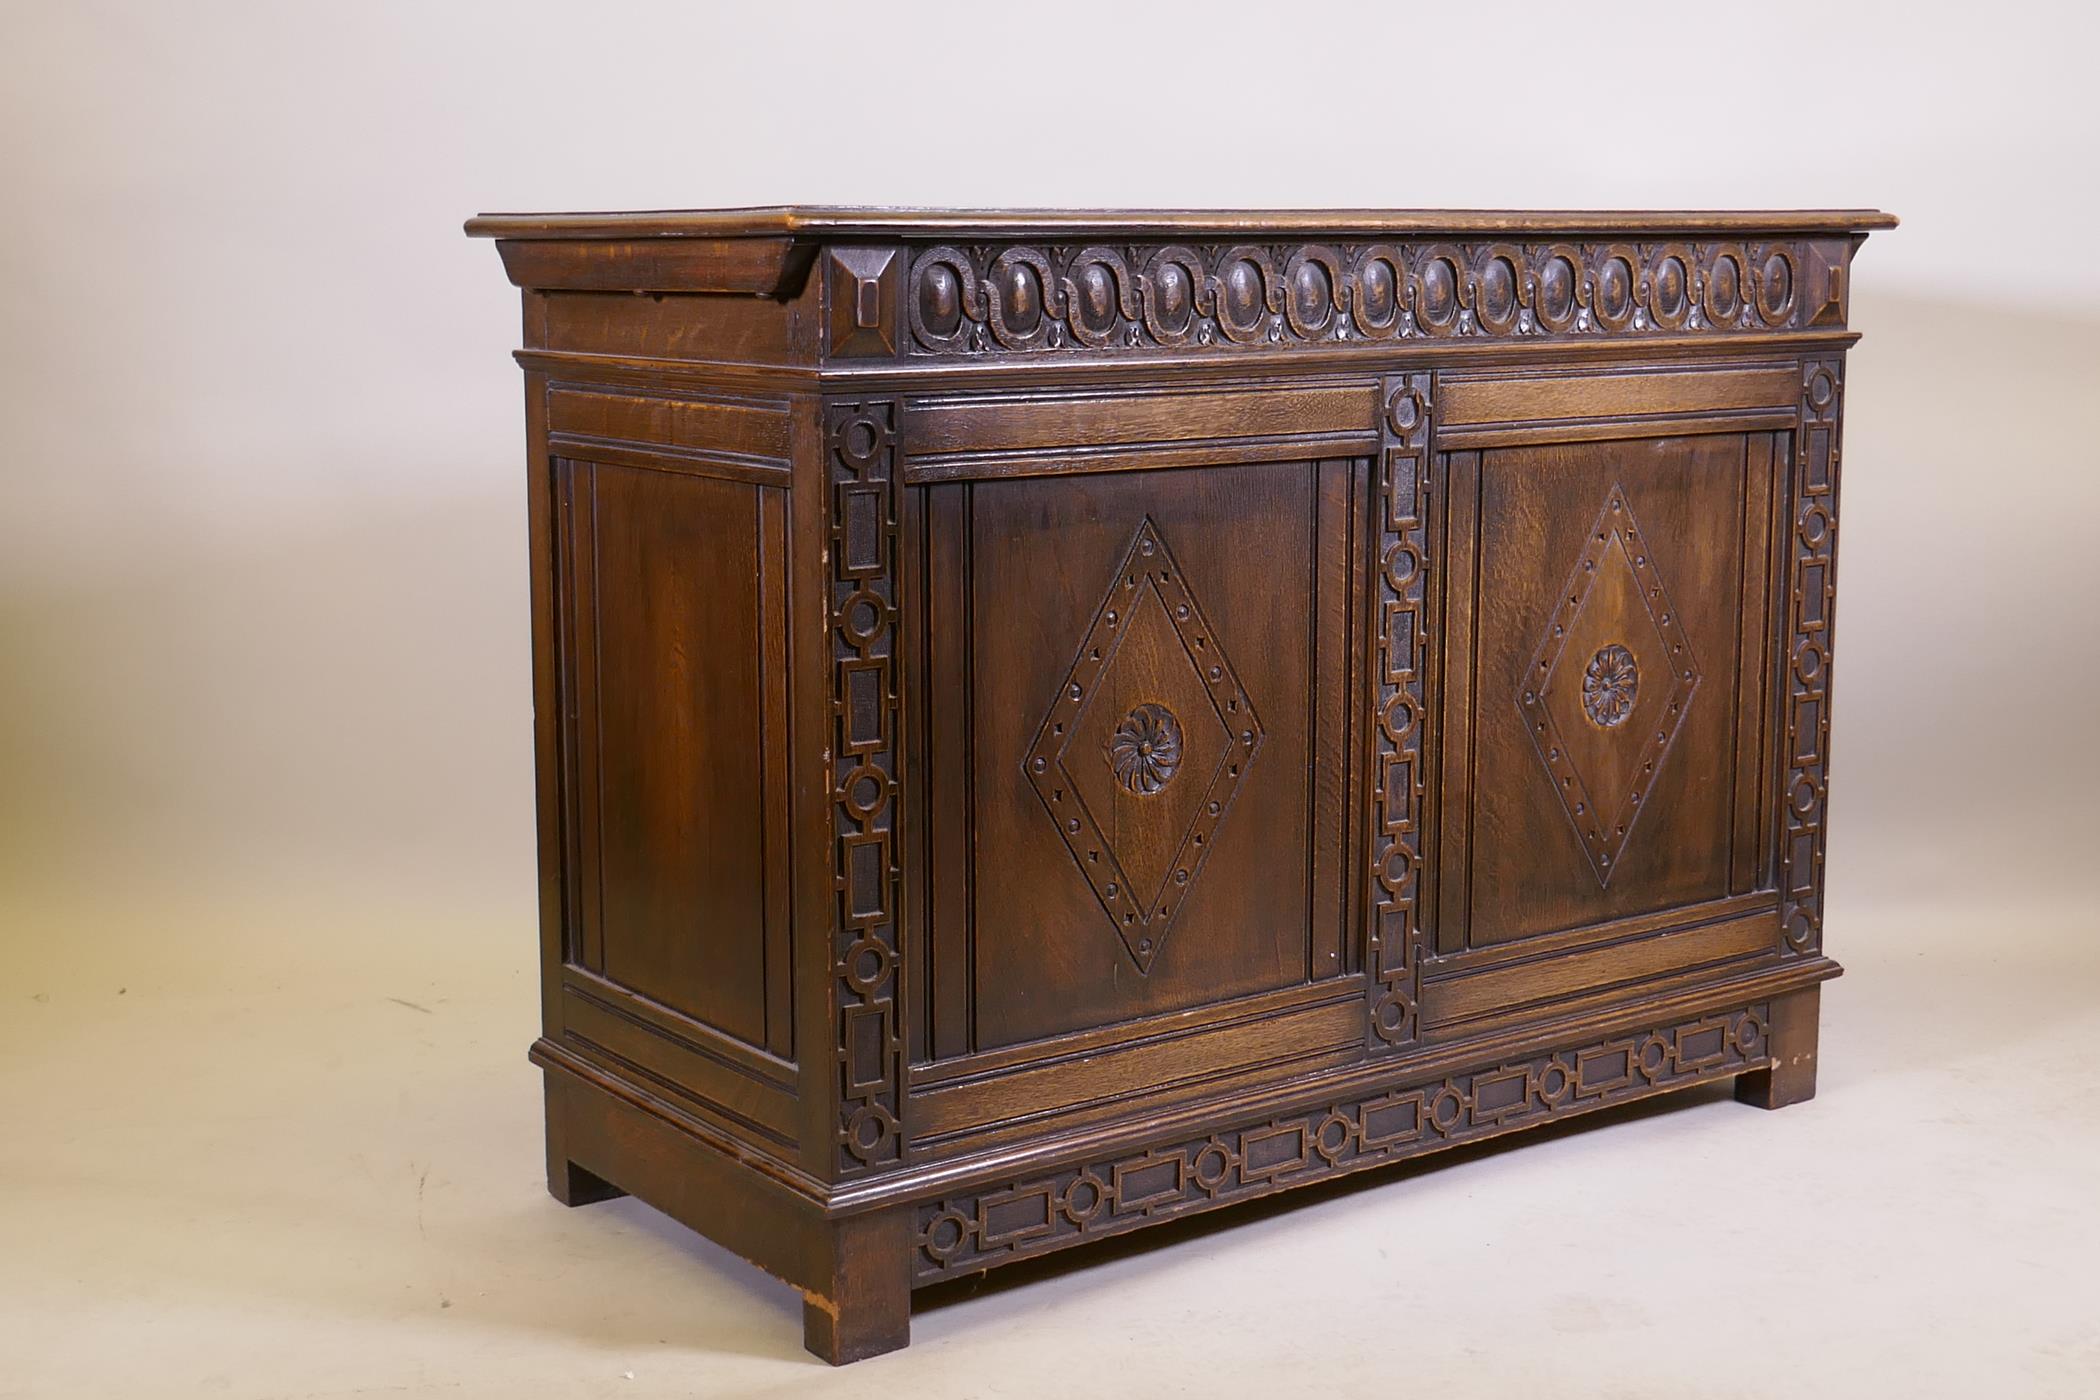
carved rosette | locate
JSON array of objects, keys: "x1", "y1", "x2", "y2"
[
  {"x1": 904, "y1": 239, "x2": 1809, "y2": 355},
  {"x1": 825, "y1": 399, "x2": 903, "y2": 1171},
  {"x1": 1367, "y1": 373, "x2": 1433, "y2": 1048},
  {"x1": 1582, "y1": 644, "x2": 1640, "y2": 727},
  {"x1": 911, "y1": 1003, "x2": 1770, "y2": 1279},
  {"x1": 1107, "y1": 703, "x2": 1183, "y2": 796},
  {"x1": 1781, "y1": 359, "x2": 1843, "y2": 954}
]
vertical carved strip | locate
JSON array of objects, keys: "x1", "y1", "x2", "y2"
[
  {"x1": 1367, "y1": 373, "x2": 1432, "y2": 1046},
  {"x1": 1780, "y1": 359, "x2": 1843, "y2": 954},
  {"x1": 827, "y1": 399, "x2": 903, "y2": 1169}
]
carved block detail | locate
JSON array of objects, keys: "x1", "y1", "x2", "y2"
[
  {"x1": 826, "y1": 247, "x2": 899, "y2": 358},
  {"x1": 1781, "y1": 360, "x2": 1843, "y2": 954},
  {"x1": 912, "y1": 1002, "x2": 1771, "y2": 1278},
  {"x1": 905, "y1": 240, "x2": 1812, "y2": 356},
  {"x1": 1367, "y1": 374, "x2": 1432, "y2": 1046},
  {"x1": 827, "y1": 399, "x2": 902, "y2": 1170}
]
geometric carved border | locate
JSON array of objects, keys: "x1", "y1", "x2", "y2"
[
  {"x1": 1366, "y1": 372, "x2": 1433, "y2": 1048},
  {"x1": 912, "y1": 1001, "x2": 1770, "y2": 1280},
  {"x1": 1780, "y1": 358, "x2": 1843, "y2": 954},
  {"x1": 827, "y1": 398, "x2": 904, "y2": 1171}
]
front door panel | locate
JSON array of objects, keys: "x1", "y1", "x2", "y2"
[
  {"x1": 1424, "y1": 363, "x2": 1798, "y2": 1037},
  {"x1": 907, "y1": 456, "x2": 1367, "y2": 1154},
  {"x1": 1470, "y1": 434, "x2": 1746, "y2": 941}
]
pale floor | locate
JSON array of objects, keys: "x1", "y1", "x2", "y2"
[{"x1": 4, "y1": 888, "x2": 2097, "y2": 1399}]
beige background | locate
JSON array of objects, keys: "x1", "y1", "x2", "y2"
[{"x1": 3, "y1": 2, "x2": 2097, "y2": 1396}]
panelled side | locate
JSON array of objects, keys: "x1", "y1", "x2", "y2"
[{"x1": 535, "y1": 379, "x2": 805, "y2": 1157}]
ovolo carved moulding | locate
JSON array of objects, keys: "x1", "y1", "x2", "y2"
[{"x1": 906, "y1": 239, "x2": 1808, "y2": 355}]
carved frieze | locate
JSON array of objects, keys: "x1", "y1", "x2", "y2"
[{"x1": 903, "y1": 239, "x2": 1813, "y2": 356}]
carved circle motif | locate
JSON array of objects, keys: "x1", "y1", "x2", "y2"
[
  {"x1": 1581, "y1": 644, "x2": 1640, "y2": 728},
  {"x1": 1108, "y1": 702, "x2": 1184, "y2": 795}
]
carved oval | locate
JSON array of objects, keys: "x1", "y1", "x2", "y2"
[
  {"x1": 1062, "y1": 247, "x2": 1136, "y2": 348},
  {"x1": 1283, "y1": 246, "x2": 1342, "y2": 338},
  {"x1": 1352, "y1": 249, "x2": 1401, "y2": 334},
  {"x1": 983, "y1": 248, "x2": 1054, "y2": 349},
  {"x1": 1000, "y1": 262, "x2": 1042, "y2": 335},
  {"x1": 1290, "y1": 260, "x2": 1333, "y2": 331},
  {"x1": 1474, "y1": 249, "x2": 1521, "y2": 333},
  {"x1": 1533, "y1": 247, "x2": 1582, "y2": 332},
  {"x1": 1593, "y1": 251, "x2": 1637, "y2": 329},
  {"x1": 1704, "y1": 246, "x2": 1747, "y2": 325},
  {"x1": 908, "y1": 247, "x2": 980, "y2": 350},
  {"x1": 1414, "y1": 250, "x2": 1462, "y2": 332},
  {"x1": 1139, "y1": 247, "x2": 1207, "y2": 346},
  {"x1": 1756, "y1": 246, "x2": 1796, "y2": 324},
  {"x1": 1156, "y1": 262, "x2": 1193, "y2": 327},
  {"x1": 1075, "y1": 262, "x2": 1116, "y2": 331},
  {"x1": 918, "y1": 263, "x2": 962, "y2": 338},
  {"x1": 1218, "y1": 256, "x2": 1269, "y2": 340},
  {"x1": 1649, "y1": 250, "x2": 1690, "y2": 328}
]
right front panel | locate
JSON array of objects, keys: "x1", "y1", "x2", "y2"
[{"x1": 1425, "y1": 364, "x2": 1796, "y2": 1037}]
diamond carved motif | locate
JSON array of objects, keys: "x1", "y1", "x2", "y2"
[
  {"x1": 1520, "y1": 485, "x2": 1701, "y2": 886},
  {"x1": 1026, "y1": 518, "x2": 1264, "y2": 973}
]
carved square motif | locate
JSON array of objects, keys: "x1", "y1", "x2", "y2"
[
  {"x1": 1024, "y1": 517, "x2": 1264, "y2": 973},
  {"x1": 1519, "y1": 485, "x2": 1702, "y2": 886},
  {"x1": 825, "y1": 247, "x2": 898, "y2": 358}
]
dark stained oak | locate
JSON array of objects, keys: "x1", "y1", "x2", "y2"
[{"x1": 471, "y1": 207, "x2": 1890, "y2": 1363}]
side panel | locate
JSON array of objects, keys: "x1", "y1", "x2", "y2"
[
  {"x1": 558, "y1": 460, "x2": 787, "y2": 1049},
  {"x1": 531, "y1": 379, "x2": 804, "y2": 1155}
]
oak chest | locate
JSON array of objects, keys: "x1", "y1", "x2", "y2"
[{"x1": 467, "y1": 206, "x2": 1891, "y2": 1362}]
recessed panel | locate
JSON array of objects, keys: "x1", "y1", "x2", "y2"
[
  {"x1": 958, "y1": 462, "x2": 1329, "y2": 1048},
  {"x1": 562, "y1": 461, "x2": 787, "y2": 1053},
  {"x1": 1464, "y1": 435, "x2": 1749, "y2": 945}
]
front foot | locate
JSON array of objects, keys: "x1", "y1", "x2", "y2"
[
  {"x1": 549, "y1": 1156, "x2": 626, "y2": 1207},
  {"x1": 801, "y1": 1209, "x2": 912, "y2": 1364},
  {"x1": 1735, "y1": 985, "x2": 1820, "y2": 1110}
]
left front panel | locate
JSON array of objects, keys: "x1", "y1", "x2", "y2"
[{"x1": 547, "y1": 452, "x2": 800, "y2": 1150}]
